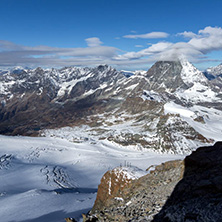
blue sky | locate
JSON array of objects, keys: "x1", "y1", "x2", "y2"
[{"x1": 0, "y1": 0, "x2": 222, "y2": 70}]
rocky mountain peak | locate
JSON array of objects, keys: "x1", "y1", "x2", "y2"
[
  {"x1": 96, "y1": 64, "x2": 109, "y2": 72},
  {"x1": 146, "y1": 59, "x2": 208, "y2": 89},
  {"x1": 92, "y1": 64, "x2": 119, "y2": 80},
  {"x1": 142, "y1": 59, "x2": 215, "y2": 105},
  {"x1": 145, "y1": 60, "x2": 185, "y2": 92}
]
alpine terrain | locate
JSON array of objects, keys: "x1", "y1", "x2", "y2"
[
  {"x1": 0, "y1": 59, "x2": 222, "y2": 221},
  {"x1": 0, "y1": 59, "x2": 222, "y2": 154}
]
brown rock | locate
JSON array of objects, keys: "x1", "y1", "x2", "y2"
[
  {"x1": 89, "y1": 160, "x2": 184, "y2": 221},
  {"x1": 92, "y1": 167, "x2": 134, "y2": 212},
  {"x1": 65, "y1": 218, "x2": 77, "y2": 222}
]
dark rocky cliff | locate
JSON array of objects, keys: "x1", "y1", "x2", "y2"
[{"x1": 153, "y1": 141, "x2": 222, "y2": 222}]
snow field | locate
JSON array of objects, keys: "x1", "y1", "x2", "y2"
[{"x1": 0, "y1": 135, "x2": 183, "y2": 222}]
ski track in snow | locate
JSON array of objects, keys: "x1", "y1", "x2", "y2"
[{"x1": 0, "y1": 135, "x2": 184, "y2": 222}]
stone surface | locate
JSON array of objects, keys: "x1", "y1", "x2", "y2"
[
  {"x1": 153, "y1": 141, "x2": 222, "y2": 222},
  {"x1": 86, "y1": 160, "x2": 185, "y2": 221},
  {"x1": 83, "y1": 142, "x2": 222, "y2": 222}
]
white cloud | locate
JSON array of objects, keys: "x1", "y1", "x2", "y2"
[
  {"x1": 85, "y1": 37, "x2": 103, "y2": 47},
  {"x1": 188, "y1": 26, "x2": 222, "y2": 53},
  {"x1": 119, "y1": 26, "x2": 222, "y2": 63},
  {"x1": 115, "y1": 42, "x2": 173, "y2": 60},
  {"x1": 143, "y1": 42, "x2": 173, "y2": 53},
  {"x1": 177, "y1": 31, "x2": 198, "y2": 38},
  {"x1": 0, "y1": 40, "x2": 23, "y2": 51},
  {"x1": 199, "y1": 26, "x2": 222, "y2": 36},
  {"x1": 1, "y1": 26, "x2": 222, "y2": 69},
  {"x1": 123, "y1": 32, "x2": 169, "y2": 39},
  {"x1": 0, "y1": 39, "x2": 118, "y2": 68},
  {"x1": 119, "y1": 26, "x2": 222, "y2": 64},
  {"x1": 154, "y1": 42, "x2": 203, "y2": 61}
]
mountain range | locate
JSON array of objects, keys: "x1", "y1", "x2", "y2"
[{"x1": 0, "y1": 59, "x2": 222, "y2": 154}]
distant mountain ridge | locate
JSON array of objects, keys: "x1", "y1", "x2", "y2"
[
  {"x1": 204, "y1": 63, "x2": 222, "y2": 80},
  {"x1": 0, "y1": 60, "x2": 222, "y2": 154},
  {"x1": 0, "y1": 65, "x2": 125, "y2": 135}
]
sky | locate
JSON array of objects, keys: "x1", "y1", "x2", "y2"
[{"x1": 0, "y1": 0, "x2": 222, "y2": 70}]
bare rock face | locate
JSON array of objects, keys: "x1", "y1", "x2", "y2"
[
  {"x1": 145, "y1": 61, "x2": 186, "y2": 92},
  {"x1": 92, "y1": 167, "x2": 136, "y2": 212},
  {"x1": 86, "y1": 160, "x2": 185, "y2": 221},
  {"x1": 153, "y1": 141, "x2": 222, "y2": 222}
]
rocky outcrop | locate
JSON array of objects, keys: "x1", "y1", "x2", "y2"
[
  {"x1": 85, "y1": 160, "x2": 185, "y2": 221},
  {"x1": 145, "y1": 61, "x2": 186, "y2": 93},
  {"x1": 84, "y1": 142, "x2": 222, "y2": 222},
  {"x1": 92, "y1": 167, "x2": 147, "y2": 213},
  {"x1": 153, "y1": 141, "x2": 222, "y2": 222}
]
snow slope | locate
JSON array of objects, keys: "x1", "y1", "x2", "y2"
[
  {"x1": 164, "y1": 102, "x2": 222, "y2": 141},
  {"x1": 205, "y1": 63, "x2": 222, "y2": 78},
  {"x1": 0, "y1": 135, "x2": 183, "y2": 222}
]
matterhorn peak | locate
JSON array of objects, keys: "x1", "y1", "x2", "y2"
[{"x1": 156, "y1": 54, "x2": 208, "y2": 85}]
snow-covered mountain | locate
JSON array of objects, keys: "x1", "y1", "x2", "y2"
[
  {"x1": 204, "y1": 63, "x2": 222, "y2": 79},
  {"x1": 0, "y1": 60, "x2": 222, "y2": 154},
  {"x1": 0, "y1": 65, "x2": 125, "y2": 134},
  {"x1": 204, "y1": 63, "x2": 222, "y2": 90}
]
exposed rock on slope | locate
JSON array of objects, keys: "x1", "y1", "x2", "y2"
[
  {"x1": 92, "y1": 166, "x2": 147, "y2": 213},
  {"x1": 153, "y1": 141, "x2": 222, "y2": 222},
  {"x1": 84, "y1": 142, "x2": 222, "y2": 222},
  {"x1": 41, "y1": 60, "x2": 220, "y2": 154},
  {"x1": 145, "y1": 61, "x2": 185, "y2": 92},
  {"x1": 0, "y1": 65, "x2": 125, "y2": 135},
  {"x1": 85, "y1": 160, "x2": 185, "y2": 221}
]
